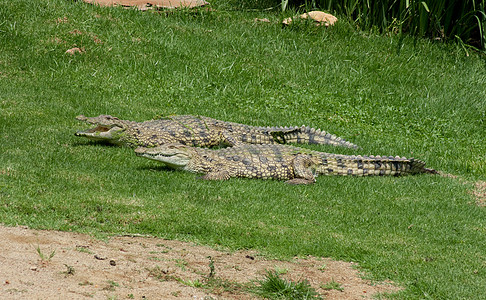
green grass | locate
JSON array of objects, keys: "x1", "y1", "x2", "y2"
[
  {"x1": 303, "y1": 0, "x2": 486, "y2": 51},
  {"x1": 321, "y1": 279, "x2": 344, "y2": 291},
  {"x1": 1, "y1": 0, "x2": 486, "y2": 298},
  {"x1": 252, "y1": 270, "x2": 322, "y2": 299}
]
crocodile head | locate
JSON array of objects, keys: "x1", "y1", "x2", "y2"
[
  {"x1": 75, "y1": 115, "x2": 127, "y2": 144},
  {"x1": 134, "y1": 143, "x2": 193, "y2": 168}
]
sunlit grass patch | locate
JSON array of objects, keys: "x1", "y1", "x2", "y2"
[{"x1": 0, "y1": 0, "x2": 485, "y2": 299}]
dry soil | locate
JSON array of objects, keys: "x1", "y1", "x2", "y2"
[{"x1": 0, "y1": 225, "x2": 400, "y2": 299}]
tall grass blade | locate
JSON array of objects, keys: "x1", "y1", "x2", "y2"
[
  {"x1": 305, "y1": 0, "x2": 485, "y2": 50},
  {"x1": 281, "y1": 0, "x2": 289, "y2": 12}
]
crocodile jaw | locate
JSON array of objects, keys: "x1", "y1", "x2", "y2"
[
  {"x1": 75, "y1": 114, "x2": 127, "y2": 143},
  {"x1": 75, "y1": 125, "x2": 124, "y2": 143},
  {"x1": 135, "y1": 146, "x2": 191, "y2": 168}
]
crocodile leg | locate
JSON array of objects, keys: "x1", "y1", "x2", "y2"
[{"x1": 285, "y1": 154, "x2": 316, "y2": 185}]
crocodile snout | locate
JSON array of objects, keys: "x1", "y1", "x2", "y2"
[
  {"x1": 75, "y1": 115, "x2": 88, "y2": 121},
  {"x1": 134, "y1": 147, "x2": 147, "y2": 155}
]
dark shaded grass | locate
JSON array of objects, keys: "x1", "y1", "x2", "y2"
[{"x1": 246, "y1": 0, "x2": 486, "y2": 51}]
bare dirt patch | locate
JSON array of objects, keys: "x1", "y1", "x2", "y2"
[
  {"x1": 0, "y1": 225, "x2": 399, "y2": 299},
  {"x1": 82, "y1": 0, "x2": 210, "y2": 10},
  {"x1": 472, "y1": 180, "x2": 486, "y2": 206},
  {"x1": 440, "y1": 172, "x2": 486, "y2": 207}
]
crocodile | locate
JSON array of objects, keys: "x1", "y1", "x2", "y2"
[
  {"x1": 75, "y1": 114, "x2": 359, "y2": 149},
  {"x1": 134, "y1": 143, "x2": 436, "y2": 184}
]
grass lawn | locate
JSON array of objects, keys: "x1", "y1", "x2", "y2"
[{"x1": 1, "y1": 0, "x2": 485, "y2": 298}]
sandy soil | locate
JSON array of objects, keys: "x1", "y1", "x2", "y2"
[
  {"x1": 472, "y1": 180, "x2": 486, "y2": 206},
  {"x1": 0, "y1": 225, "x2": 400, "y2": 299}
]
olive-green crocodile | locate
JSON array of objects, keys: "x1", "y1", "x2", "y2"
[
  {"x1": 134, "y1": 143, "x2": 436, "y2": 184},
  {"x1": 75, "y1": 114, "x2": 359, "y2": 149}
]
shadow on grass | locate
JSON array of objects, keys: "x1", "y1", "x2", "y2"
[
  {"x1": 71, "y1": 140, "x2": 120, "y2": 148},
  {"x1": 136, "y1": 165, "x2": 177, "y2": 173}
]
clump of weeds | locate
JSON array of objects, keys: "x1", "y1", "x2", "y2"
[{"x1": 251, "y1": 269, "x2": 322, "y2": 299}]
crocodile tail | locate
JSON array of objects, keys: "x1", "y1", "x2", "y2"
[
  {"x1": 266, "y1": 125, "x2": 359, "y2": 149},
  {"x1": 316, "y1": 155, "x2": 435, "y2": 176},
  {"x1": 408, "y1": 158, "x2": 428, "y2": 174}
]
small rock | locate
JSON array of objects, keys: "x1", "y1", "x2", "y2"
[
  {"x1": 254, "y1": 18, "x2": 270, "y2": 23},
  {"x1": 82, "y1": 0, "x2": 210, "y2": 10},
  {"x1": 65, "y1": 47, "x2": 83, "y2": 55},
  {"x1": 109, "y1": 260, "x2": 116, "y2": 266},
  {"x1": 283, "y1": 11, "x2": 337, "y2": 27}
]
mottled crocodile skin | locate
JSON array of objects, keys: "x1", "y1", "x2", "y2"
[
  {"x1": 135, "y1": 144, "x2": 436, "y2": 184},
  {"x1": 75, "y1": 114, "x2": 359, "y2": 149}
]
